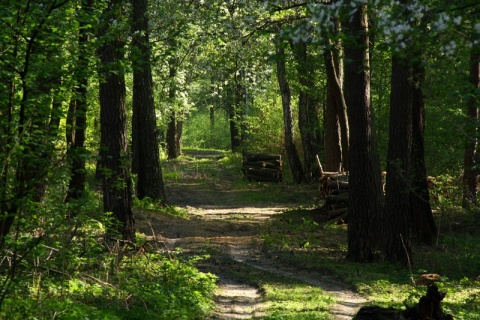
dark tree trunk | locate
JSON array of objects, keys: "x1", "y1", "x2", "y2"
[
  {"x1": 166, "y1": 58, "x2": 183, "y2": 159},
  {"x1": 228, "y1": 102, "x2": 242, "y2": 152},
  {"x1": 275, "y1": 32, "x2": 304, "y2": 184},
  {"x1": 210, "y1": 77, "x2": 216, "y2": 127},
  {"x1": 291, "y1": 40, "x2": 322, "y2": 182},
  {"x1": 97, "y1": 0, "x2": 135, "y2": 242},
  {"x1": 66, "y1": 0, "x2": 93, "y2": 202},
  {"x1": 384, "y1": 53, "x2": 413, "y2": 265},
  {"x1": 410, "y1": 51, "x2": 437, "y2": 244},
  {"x1": 343, "y1": 3, "x2": 384, "y2": 262},
  {"x1": 166, "y1": 112, "x2": 183, "y2": 159},
  {"x1": 324, "y1": 71, "x2": 343, "y2": 173},
  {"x1": 323, "y1": 32, "x2": 348, "y2": 172},
  {"x1": 130, "y1": 0, "x2": 166, "y2": 202},
  {"x1": 463, "y1": 20, "x2": 480, "y2": 208},
  {"x1": 0, "y1": 41, "x2": 16, "y2": 247},
  {"x1": 226, "y1": 80, "x2": 243, "y2": 152}
]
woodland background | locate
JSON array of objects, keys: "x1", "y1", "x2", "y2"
[{"x1": 0, "y1": 0, "x2": 479, "y2": 318}]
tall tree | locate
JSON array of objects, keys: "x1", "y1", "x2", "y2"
[
  {"x1": 291, "y1": 40, "x2": 322, "y2": 182},
  {"x1": 410, "y1": 45, "x2": 437, "y2": 244},
  {"x1": 0, "y1": 0, "x2": 70, "y2": 245},
  {"x1": 275, "y1": 31, "x2": 304, "y2": 184},
  {"x1": 130, "y1": 0, "x2": 166, "y2": 202},
  {"x1": 323, "y1": 29, "x2": 349, "y2": 172},
  {"x1": 97, "y1": 0, "x2": 135, "y2": 241},
  {"x1": 165, "y1": 46, "x2": 184, "y2": 159},
  {"x1": 66, "y1": 0, "x2": 94, "y2": 202},
  {"x1": 384, "y1": 1, "x2": 439, "y2": 263},
  {"x1": 344, "y1": 1, "x2": 384, "y2": 262},
  {"x1": 462, "y1": 15, "x2": 480, "y2": 208},
  {"x1": 384, "y1": 47, "x2": 413, "y2": 265}
]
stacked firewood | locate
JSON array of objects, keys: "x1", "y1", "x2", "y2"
[
  {"x1": 242, "y1": 154, "x2": 283, "y2": 182},
  {"x1": 317, "y1": 171, "x2": 349, "y2": 222}
]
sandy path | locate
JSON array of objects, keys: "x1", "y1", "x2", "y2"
[
  {"x1": 136, "y1": 151, "x2": 367, "y2": 319},
  {"x1": 139, "y1": 203, "x2": 367, "y2": 319}
]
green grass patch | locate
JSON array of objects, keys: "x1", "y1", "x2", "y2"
[
  {"x1": 260, "y1": 207, "x2": 480, "y2": 319},
  {"x1": 202, "y1": 251, "x2": 335, "y2": 320},
  {"x1": 260, "y1": 283, "x2": 334, "y2": 320}
]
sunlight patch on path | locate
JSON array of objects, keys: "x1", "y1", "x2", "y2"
[
  {"x1": 213, "y1": 276, "x2": 265, "y2": 320},
  {"x1": 186, "y1": 206, "x2": 290, "y2": 221}
]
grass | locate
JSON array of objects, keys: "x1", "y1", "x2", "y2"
[
  {"x1": 200, "y1": 249, "x2": 335, "y2": 320},
  {"x1": 260, "y1": 207, "x2": 480, "y2": 319},
  {"x1": 162, "y1": 150, "x2": 480, "y2": 319}
]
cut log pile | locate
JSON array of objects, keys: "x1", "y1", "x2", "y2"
[
  {"x1": 317, "y1": 171, "x2": 349, "y2": 223},
  {"x1": 242, "y1": 154, "x2": 283, "y2": 182}
]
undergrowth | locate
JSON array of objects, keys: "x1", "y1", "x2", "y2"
[{"x1": 0, "y1": 174, "x2": 216, "y2": 319}]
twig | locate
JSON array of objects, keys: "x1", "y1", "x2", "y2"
[{"x1": 400, "y1": 233, "x2": 415, "y2": 286}]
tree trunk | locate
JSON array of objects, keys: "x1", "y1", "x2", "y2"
[
  {"x1": 66, "y1": 0, "x2": 93, "y2": 202},
  {"x1": 228, "y1": 83, "x2": 242, "y2": 152},
  {"x1": 410, "y1": 48, "x2": 437, "y2": 244},
  {"x1": 97, "y1": 0, "x2": 135, "y2": 242},
  {"x1": 291, "y1": 40, "x2": 321, "y2": 182},
  {"x1": 463, "y1": 18, "x2": 480, "y2": 208},
  {"x1": 384, "y1": 52, "x2": 413, "y2": 265},
  {"x1": 323, "y1": 37, "x2": 349, "y2": 172},
  {"x1": 166, "y1": 58, "x2": 183, "y2": 159},
  {"x1": 343, "y1": 2, "x2": 384, "y2": 262},
  {"x1": 131, "y1": 0, "x2": 166, "y2": 202},
  {"x1": 275, "y1": 31, "x2": 304, "y2": 184}
]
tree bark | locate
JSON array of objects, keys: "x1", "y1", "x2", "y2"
[
  {"x1": 228, "y1": 82, "x2": 242, "y2": 152},
  {"x1": 463, "y1": 18, "x2": 480, "y2": 208},
  {"x1": 66, "y1": 0, "x2": 93, "y2": 202},
  {"x1": 410, "y1": 48, "x2": 437, "y2": 244},
  {"x1": 291, "y1": 40, "x2": 321, "y2": 182},
  {"x1": 97, "y1": 0, "x2": 135, "y2": 242},
  {"x1": 323, "y1": 36, "x2": 348, "y2": 172},
  {"x1": 274, "y1": 31, "x2": 304, "y2": 184},
  {"x1": 384, "y1": 53, "x2": 413, "y2": 265},
  {"x1": 166, "y1": 57, "x2": 183, "y2": 159},
  {"x1": 130, "y1": 0, "x2": 166, "y2": 202},
  {"x1": 343, "y1": 2, "x2": 384, "y2": 262}
]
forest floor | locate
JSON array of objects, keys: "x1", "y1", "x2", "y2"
[{"x1": 135, "y1": 150, "x2": 367, "y2": 319}]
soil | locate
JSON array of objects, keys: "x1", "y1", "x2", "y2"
[{"x1": 135, "y1": 150, "x2": 367, "y2": 319}]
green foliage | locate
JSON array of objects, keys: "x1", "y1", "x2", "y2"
[
  {"x1": 1, "y1": 221, "x2": 216, "y2": 320},
  {"x1": 183, "y1": 111, "x2": 231, "y2": 150},
  {"x1": 1, "y1": 251, "x2": 216, "y2": 320},
  {"x1": 0, "y1": 160, "x2": 215, "y2": 319}
]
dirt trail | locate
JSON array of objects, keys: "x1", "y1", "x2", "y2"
[{"x1": 136, "y1": 151, "x2": 367, "y2": 319}]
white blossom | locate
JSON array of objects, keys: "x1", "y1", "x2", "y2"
[
  {"x1": 475, "y1": 23, "x2": 480, "y2": 34},
  {"x1": 432, "y1": 12, "x2": 449, "y2": 31}
]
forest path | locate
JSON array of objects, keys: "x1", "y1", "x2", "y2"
[{"x1": 135, "y1": 150, "x2": 367, "y2": 319}]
